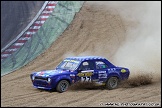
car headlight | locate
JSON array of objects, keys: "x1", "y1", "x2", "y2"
[
  {"x1": 32, "y1": 75, "x2": 35, "y2": 80},
  {"x1": 47, "y1": 77, "x2": 51, "y2": 83}
]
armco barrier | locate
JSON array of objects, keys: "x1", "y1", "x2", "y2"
[{"x1": 1, "y1": 1, "x2": 84, "y2": 76}]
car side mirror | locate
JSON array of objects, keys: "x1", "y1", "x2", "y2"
[{"x1": 78, "y1": 69, "x2": 82, "y2": 73}]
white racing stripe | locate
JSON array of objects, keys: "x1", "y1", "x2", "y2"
[
  {"x1": 26, "y1": 31, "x2": 36, "y2": 35},
  {"x1": 5, "y1": 48, "x2": 17, "y2": 52},
  {"x1": 1, "y1": 54, "x2": 11, "y2": 57},
  {"x1": 46, "y1": 6, "x2": 56, "y2": 9},
  {"x1": 30, "y1": 26, "x2": 41, "y2": 29},
  {"x1": 35, "y1": 21, "x2": 45, "y2": 24},
  {"x1": 42, "y1": 10, "x2": 53, "y2": 14},
  {"x1": 39, "y1": 15, "x2": 49, "y2": 19},
  {"x1": 14, "y1": 43, "x2": 24, "y2": 46},
  {"x1": 19, "y1": 37, "x2": 31, "y2": 40}
]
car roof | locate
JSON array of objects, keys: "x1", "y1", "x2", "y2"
[{"x1": 66, "y1": 56, "x2": 106, "y2": 61}]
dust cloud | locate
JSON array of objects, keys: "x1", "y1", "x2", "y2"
[
  {"x1": 112, "y1": 1, "x2": 161, "y2": 80},
  {"x1": 83, "y1": 1, "x2": 161, "y2": 81}
]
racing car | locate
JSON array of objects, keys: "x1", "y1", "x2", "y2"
[{"x1": 30, "y1": 56, "x2": 130, "y2": 93}]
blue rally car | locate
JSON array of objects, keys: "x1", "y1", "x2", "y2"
[{"x1": 30, "y1": 56, "x2": 130, "y2": 93}]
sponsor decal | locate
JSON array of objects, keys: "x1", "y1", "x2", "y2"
[
  {"x1": 98, "y1": 71, "x2": 107, "y2": 79},
  {"x1": 70, "y1": 74, "x2": 75, "y2": 78},
  {"x1": 99, "y1": 71, "x2": 106, "y2": 73},
  {"x1": 92, "y1": 79, "x2": 99, "y2": 82},
  {"x1": 121, "y1": 69, "x2": 126, "y2": 73},
  {"x1": 77, "y1": 71, "x2": 93, "y2": 82},
  {"x1": 70, "y1": 74, "x2": 75, "y2": 77},
  {"x1": 39, "y1": 71, "x2": 44, "y2": 76},
  {"x1": 64, "y1": 59, "x2": 80, "y2": 63},
  {"x1": 77, "y1": 72, "x2": 93, "y2": 77},
  {"x1": 108, "y1": 68, "x2": 116, "y2": 71}
]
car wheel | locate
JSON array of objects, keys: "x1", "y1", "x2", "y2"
[
  {"x1": 106, "y1": 77, "x2": 118, "y2": 90},
  {"x1": 56, "y1": 80, "x2": 69, "y2": 93}
]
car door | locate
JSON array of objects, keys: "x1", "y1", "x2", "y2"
[
  {"x1": 94, "y1": 60, "x2": 109, "y2": 84},
  {"x1": 76, "y1": 60, "x2": 95, "y2": 82}
]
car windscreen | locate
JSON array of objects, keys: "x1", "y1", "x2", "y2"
[{"x1": 56, "y1": 59, "x2": 80, "y2": 71}]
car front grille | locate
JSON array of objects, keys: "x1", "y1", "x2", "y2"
[{"x1": 35, "y1": 76, "x2": 47, "y2": 81}]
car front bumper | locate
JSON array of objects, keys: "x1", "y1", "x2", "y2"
[{"x1": 32, "y1": 80, "x2": 53, "y2": 90}]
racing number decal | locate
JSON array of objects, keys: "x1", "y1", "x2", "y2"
[
  {"x1": 81, "y1": 77, "x2": 91, "y2": 82},
  {"x1": 81, "y1": 76, "x2": 91, "y2": 82},
  {"x1": 77, "y1": 72, "x2": 93, "y2": 82}
]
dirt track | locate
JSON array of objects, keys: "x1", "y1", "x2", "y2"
[{"x1": 1, "y1": 1, "x2": 161, "y2": 107}]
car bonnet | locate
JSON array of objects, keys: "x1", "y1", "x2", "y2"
[{"x1": 34, "y1": 69, "x2": 67, "y2": 77}]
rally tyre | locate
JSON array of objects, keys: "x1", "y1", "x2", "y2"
[
  {"x1": 106, "y1": 77, "x2": 118, "y2": 90},
  {"x1": 56, "y1": 80, "x2": 69, "y2": 93}
]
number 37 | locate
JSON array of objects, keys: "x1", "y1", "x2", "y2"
[{"x1": 81, "y1": 76, "x2": 91, "y2": 82}]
